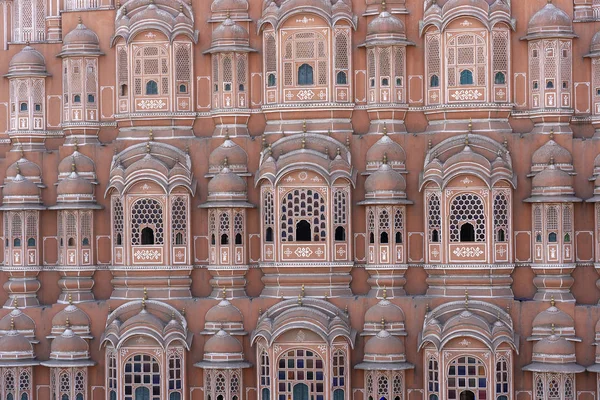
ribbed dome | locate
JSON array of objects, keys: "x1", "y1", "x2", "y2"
[
  {"x1": 366, "y1": 135, "x2": 406, "y2": 169},
  {"x1": 52, "y1": 304, "x2": 91, "y2": 330},
  {"x1": 591, "y1": 30, "x2": 600, "y2": 55},
  {"x1": 204, "y1": 329, "x2": 243, "y2": 354},
  {"x1": 63, "y1": 22, "x2": 100, "y2": 46},
  {"x1": 526, "y1": 2, "x2": 573, "y2": 39},
  {"x1": 364, "y1": 329, "x2": 404, "y2": 356},
  {"x1": 367, "y1": 11, "x2": 405, "y2": 37},
  {"x1": 121, "y1": 309, "x2": 165, "y2": 333},
  {"x1": 444, "y1": 309, "x2": 490, "y2": 333},
  {"x1": 445, "y1": 144, "x2": 491, "y2": 169},
  {"x1": 0, "y1": 307, "x2": 35, "y2": 333},
  {"x1": 50, "y1": 328, "x2": 89, "y2": 359},
  {"x1": 532, "y1": 305, "x2": 574, "y2": 330},
  {"x1": 58, "y1": 152, "x2": 96, "y2": 177},
  {"x1": 7, "y1": 158, "x2": 42, "y2": 179},
  {"x1": 57, "y1": 171, "x2": 95, "y2": 197},
  {"x1": 208, "y1": 167, "x2": 247, "y2": 194},
  {"x1": 209, "y1": 139, "x2": 248, "y2": 173},
  {"x1": 364, "y1": 163, "x2": 406, "y2": 194}
]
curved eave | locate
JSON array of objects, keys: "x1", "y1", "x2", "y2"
[
  {"x1": 4, "y1": 71, "x2": 51, "y2": 78},
  {"x1": 586, "y1": 195, "x2": 600, "y2": 203},
  {"x1": 0, "y1": 359, "x2": 40, "y2": 367},
  {"x1": 354, "y1": 361, "x2": 414, "y2": 371},
  {"x1": 41, "y1": 359, "x2": 96, "y2": 367},
  {"x1": 521, "y1": 32, "x2": 578, "y2": 41},
  {"x1": 0, "y1": 204, "x2": 46, "y2": 211},
  {"x1": 523, "y1": 362, "x2": 585, "y2": 373},
  {"x1": 359, "y1": 38, "x2": 415, "y2": 48},
  {"x1": 202, "y1": 45, "x2": 257, "y2": 54},
  {"x1": 257, "y1": 7, "x2": 357, "y2": 32},
  {"x1": 194, "y1": 360, "x2": 252, "y2": 369},
  {"x1": 57, "y1": 50, "x2": 105, "y2": 58},
  {"x1": 523, "y1": 195, "x2": 582, "y2": 203},
  {"x1": 198, "y1": 201, "x2": 255, "y2": 209},
  {"x1": 48, "y1": 203, "x2": 104, "y2": 210},
  {"x1": 587, "y1": 364, "x2": 600, "y2": 373},
  {"x1": 584, "y1": 50, "x2": 600, "y2": 58},
  {"x1": 357, "y1": 198, "x2": 413, "y2": 206}
]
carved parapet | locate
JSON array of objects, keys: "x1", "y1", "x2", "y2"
[
  {"x1": 531, "y1": 264, "x2": 576, "y2": 302},
  {"x1": 109, "y1": 266, "x2": 193, "y2": 300},
  {"x1": 57, "y1": 268, "x2": 96, "y2": 303},
  {"x1": 259, "y1": 262, "x2": 353, "y2": 298},
  {"x1": 424, "y1": 264, "x2": 514, "y2": 299},
  {"x1": 207, "y1": 265, "x2": 249, "y2": 299},
  {"x1": 365, "y1": 265, "x2": 408, "y2": 298},
  {"x1": 3, "y1": 268, "x2": 41, "y2": 308}
]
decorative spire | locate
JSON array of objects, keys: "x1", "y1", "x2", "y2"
[
  {"x1": 143, "y1": 287, "x2": 148, "y2": 301},
  {"x1": 336, "y1": 147, "x2": 341, "y2": 157},
  {"x1": 13, "y1": 298, "x2": 18, "y2": 310},
  {"x1": 141, "y1": 297, "x2": 146, "y2": 310},
  {"x1": 381, "y1": 0, "x2": 386, "y2": 11},
  {"x1": 382, "y1": 122, "x2": 388, "y2": 136},
  {"x1": 302, "y1": 120, "x2": 307, "y2": 133},
  {"x1": 301, "y1": 284, "x2": 305, "y2": 298},
  {"x1": 428, "y1": 139, "x2": 432, "y2": 150},
  {"x1": 65, "y1": 317, "x2": 71, "y2": 328},
  {"x1": 551, "y1": 322, "x2": 556, "y2": 334},
  {"x1": 261, "y1": 134, "x2": 267, "y2": 149},
  {"x1": 181, "y1": 307, "x2": 186, "y2": 316},
  {"x1": 297, "y1": 294, "x2": 303, "y2": 306},
  {"x1": 72, "y1": 157, "x2": 77, "y2": 173},
  {"x1": 382, "y1": 286, "x2": 387, "y2": 300},
  {"x1": 550, "y1": 295, "x2": 555, "y2": 307},
  {"x1": 344, "y1": 304, "x2": 348, "y2": 315},
  {"x1": 20, "y1": 146, "x2": 25, "y2": 159},
  {"x1": 68, "y1": 293, "x2": 73, "y2": 305},
  {"x1": 425, "y1": 303, "x2": 430, "y2": 313},
  {"x1": 468, "y1": 118, "x2": 473, "y2": 134},
  {"x1": 381, "y1": 317, "x2": 386, "y2": 330},
  {"x1": 549, "y1": 129, "x2": 554, "y2": 141},
  {"x1": 73, "y1": 139, "x2": 79, "y2": 152},
  {"x1": 222, "y1": 287, "x2": 227, "y2": 300},
  {"x1": 224, "y1": 126, "x2": 230, "y2": 140},
  {"x1": 301, "y1": 136, "x2": 306, "y2": 149},
  {"x1": 503, "y1": 137, "x2": 508, "y2": 149},
  {"x1": 346, "y1": 136, "x2": 351, "y2": 149},
  {"x1": 382, "y1": 153, "x2": 388, "y2": 165},
  {"x1": 146, "y1": 142, "x2": 151, "y2": 154},
  {"x1": 259, "y1": 308, "x2": 263, "y2": 316},
  {"x1": 15, "y1": 164, "x2": 21, "y2": 175},
  {"x1": 78, "y1": 15, "x2": 83, "y2": 24},
  {"x1": 324, "y1": 147, "x2": 329, "y2": 158},
  {"x1": 223, "y1": 157, "x2": 229, "y2": 168},
  {"x1": 550, "y1": 155, "x2": 555, "y2": 166},
  {"x1": 10, "y1": 317, "x2": 14, "y2": 331},
  {"x1": 464, "y1": 289, "x2": 469, "y2": 309},
  {"x1": 107, "y1": 304, "x2": 112, "y2": 314},
  {"x1": 149, "y1": 129, "x2": 154, "y2": 141},
  {"x1": 226, "y1": 9, "x2": 231, "y2": 19}
]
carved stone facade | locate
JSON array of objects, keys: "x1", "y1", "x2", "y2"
[{"x1": 3, "y1": 1, "x2": 600, "y2": 400}]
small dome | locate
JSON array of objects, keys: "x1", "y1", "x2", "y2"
[
  {"x1": 0, "y1": 307, "x2": 35, "y2": 333},
  {"x1": 526, "y1": 2, "x2": 573, "y2": 39},
  {"x1": 58, "y1": 151, "x2": 96, "y2": 177},
  {"x1": 63, "y1": 22, "x2": 100, "y2": 46},
  {"x1": 205, "y1": 299, "x2": 243, "y2": 327},
  {"x1": 209, "y1": 138, "x2": 248, "y2": 173},
  {"x1": 204, "y1": 329, "x2": 243, "y2": 355},
  {"x1": 121, "y1": 309, "x2": 166, "y2": 333},
  {"x1": 367, "y1": 11, "x2": 405, "y2": 37},
  {"x1": 366, "y1": 135, "x2": 406, "y2": 170},
  {"x1": 7, "y1": 46, "x2": 47, "y2": 76},
  {"x1": 531, "y1": 138, "x2": 572, "y2": 167},
  {"x1": 364, "y1": 299, "x2": 405, "y2": 325},
  {"x1": 444, "y1": 143, "x2": 491, "y2": 170},
  {"x1": 3, "y1": 174, "x2": 40, "y2": 198},
  {"x1": 532, "y1": 164, "x2": 573, "y2": 189},
  {"x1": 57, "y1": 171, "x2": 94, "y2": 196},
  {"x1": 364, "y1": 329, "x2": 404, "y2": 357},
  {"x1": 532, "y1": 334, "x2": 576, "y2": 363},
  {"x1": 7, "y1": 158, "x2": 42, "y2": 179},
  {"x1": 208, "y1": 166, "x2": 247, "y2": 194},
  {"x1": 50, "y1": 328, "x2": 89, "y2": 359},
  {"x1": 444, "y1": 309, "x2": 491, "y2": 334},
  {"x1": 532, "y1": 304, "x2": 574, "y2": 330},
  {"x1": 212, "y1": 18, "x2": 249, "y2": 43},
  {"x1": 364, "y1": 163, "x2": 406, "y2": 194},
  {"x1": 52, "y1": 304, "x2": 91, "y2": 331},
  {"x1": 0, "y1": 329, "x2": 34, "y2": 359}
]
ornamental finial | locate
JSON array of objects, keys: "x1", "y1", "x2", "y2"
[
  {"x1": 549, "y1": 128, "x2": 554, "y2": 141},
  {"x1": 551, "y1": 295, "x2": 555, "y2": 307},
  {"x1": 302, "y1": 120, "x2": 307, "y2": 133},
  {"x1": 13, "y1": 298, "x2": 18, "y2": 309},
  {"x1": 383, "y1": 153, "x2": 388, "y2": 165},
  {"x1": 301, "y1": 136, "x2": 306, "y2": 149},
  {"x1": 222, "y1": 287, "x2": 227, "y2": 299},
  {"x1": 68, "y1": 293, "x2": 73, "y2": 305},
  {"x1": 143, "y1": 287, "x2": 148, "y2": 301},
  {"x1": 381, "y1": 317, "x2": 386, "y2": 330},
  {"x1": 149, "y1": 129, "x2": 154, "y2": 141},
  {"x1": 382, "y1": 286, "x2": 387, "y2": 300},
  {"x1": 465, "y1": 289, "x2": 469, "y2": 309},
  {"x1": 383, "y1": 122, "x2": 388, "y2": 136}
]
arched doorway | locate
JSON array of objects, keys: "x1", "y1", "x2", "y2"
[
  {"x1": 447, "y1": 356, "x2": 486, "y2": 400},
  {"x1": 135, "y1": 387, "x2": 150, "y2": 400},
  {"x1": 293, "y1": 384, "x2": 309, "y2": 400},
  {"x1": 277, "y1": 349, "x2": 325, "y2": 400}
]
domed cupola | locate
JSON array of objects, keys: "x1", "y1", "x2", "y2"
[
  {"x1": 43, "y1": 320, "x2": 93, "y2": 365},
  {"x1": 363, "y1": 6, "x2": 412, "y2": 47},
  {"x1": 205, "y1": 16, "x2": 254, "y2": 53},
  {"x1": 5, "y1": 45, "x2": 49, "y2": 78},
  {"x1": 195, "y1": 329, "x2": 251, "y2": 369},
  {"x1": 356, "y1": 323, "x2": 413, "y2": 370},
  {"x1": 362, "y1": 291, "x2": 406, "y2": 336},
  {"x1": 365, "y1": 128, "x2": 407, "y2": 172},
  {"x1": 208, "y1": 135, "x2": 249, "y2": 175},
  {"x1": 524, "y1": 0, "x2": 576, "y2": 41},
  {"x1": 529, "y1": 298, "x2": 578, "y2": 341},
  {"x1": 210, "y1": 0, "x2": 249, "y2": 21},
  {"x1": 202, "y1": 162, "x2": 253, "y2": 208},
  {"x1": 525, "y1": 158, "x2": 581, "y2": 203},
  {"x1": 0, "y1": 319, "x2": 36, "y2": 364},
  {"x1": 360, "y1": 157, "x2": 411, "y2": 205},
  {"x1": 203, "y1": 290, "x2": 245, "y2": 335},
  {"x1": 0, "y1": 157, "x2": 45, "y2": 210},
  {"x1": 523, "y1": 329, "x2": 584, "y2": 374},
  {"x1": 58, "y1": 19, "x2": 103, "y2": 57},
  {"x1": 0, "y1": 300, "x2": 37, "y2": 340},
  {"x1": 529, "y1": 132, "x2": 574, "y2": 175},
  {"x1": 58, "y1": 144, "x2": 97, "y2": 181},
  {"x1": 50, "y1": 296, "x2": 92, "y2": 338}
]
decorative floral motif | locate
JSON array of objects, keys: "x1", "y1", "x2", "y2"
[
  {"x1": 294, "y1": 247, "x2": 313, "y2": 258},
  {"x1": 451, "y1": 90, "x2": 483, "y2": 101},
  {"x1": 452, "y1": 247, "x2": 484, "y2": 258},
  {"x1": 297, "y1": 90, "x2": 315, "y2": 100},
  {"x1": 134, "y1": 249, "x2": 161, "y2": 260},
  {"x1": 137, "y1": 99, "x2": 167, "y2": 110}
]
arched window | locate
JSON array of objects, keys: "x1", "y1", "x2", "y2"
[
  {"x1": 179, "y1": 84, "x2": 187, "y2": 94},
  {"x1": 333, "y1": 390, "x2": 344, "y2": 400},
  {"x1": 278, "y1": 350, "x2": 324, "y2": 400},
  {"x1": 546, "y1": 80, "x2": 554, "y2": 89},
  {"x1": 68, "y1": 237, "x2": 75, "y2": 247},
  {"x1": 380, "y1": 232, "x2": 389, "y2": 244},
  {"x1": 548, "y1": 232, "x2": 557, "y2": 243},
  {"x1": 125, "y1": 355, "x2": 160, "y2": 400},
  {"x1": 131, "y1": 198, "x2": 164, "y2": 245},
  {"x1": 74, "y1": 95, "x2": 81, "y2": 103},
  {"x1": 337, "y1": 71, "x2": 347, "y2": 85},
  {"x1": 296, "y1": 220, "x2": 311, "y2": 242},
  {"x1": 267, "y1": 74, "x2": 276, "y2": 87},
  {"x1": 14, "y1": 238, "x2": 21, "y2": 247},
  {"x1": 378, "y1": 376, "x2": 389, "y2": 400},
  {"x1": 116, "y1": 233, "x2": 122, "y2": 246},
  {"x1": 447, "y1": 357, "x2": 486, "y2": 400},
  {"x1": 298, "y1": 64, "x2": 314, "y2": 86},
  {"x1": 430, "y1": 75, "x2": 439, "y2": 88},
  {"x1": 495, "y1": 72, "x2": 506, "y2": 85},
  {"x1": 175, "y1": 233, "x2": 183, "y2": 245},
  {"x1": 235, "y1": 233, "x2": 242, "y2": 245},
  {"x1": 20, "y1": 103, "x2": 28, "y2": 112},
  {"x1": 281, "y1": 189, "x2": 326, "y2": 242},
  {"x1": 460, "y1": 223, "x2": 475, "y2": 242},
  {"x1": 141, "y1": 227, "x2": 155, "y2": 245},
  {"x1": 146, "y1": 80, "x2": 159, "y2": 95},
  {"x1": 495, "y1": 358, "x2": 509, "y2": 398},
  {"x1": 460, "y1": 70, "x2": 474, "y2": 85},
  {"x1": 335, "y1": 226, "x2": 346, "y2": 241},
  {"x1": 88, "y1": 94, "x2": 95, "y2": 103},
  {"x1": 113, "y1": 197, "x2": 124, "y2": 246},
  {"x1": 265, "y1": 227, "x2": 273, "y2": 243},
  {"x1": 379, "y1": 210, "x2": 390, "y2": 244},
  {"x1": 431, "y1": 230, "x2": 439, "y2": 243},
  {"x1": 428, "y1": 193, "x2": 441, "y2": 243},
  {"x1": 220, "y1": 234, "x2": 229, "y2": 245},
  {"x1": 262, "y1": 389, "x2": 270, "y2": 400}
]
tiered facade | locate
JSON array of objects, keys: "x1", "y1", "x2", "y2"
[{"x1": 4, "y1": 0, "x2": 600, "y2": 400}]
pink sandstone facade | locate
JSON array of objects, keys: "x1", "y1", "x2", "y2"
[{"x1": 4, "y1": 0, "x2": 600, "y2": 400}]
